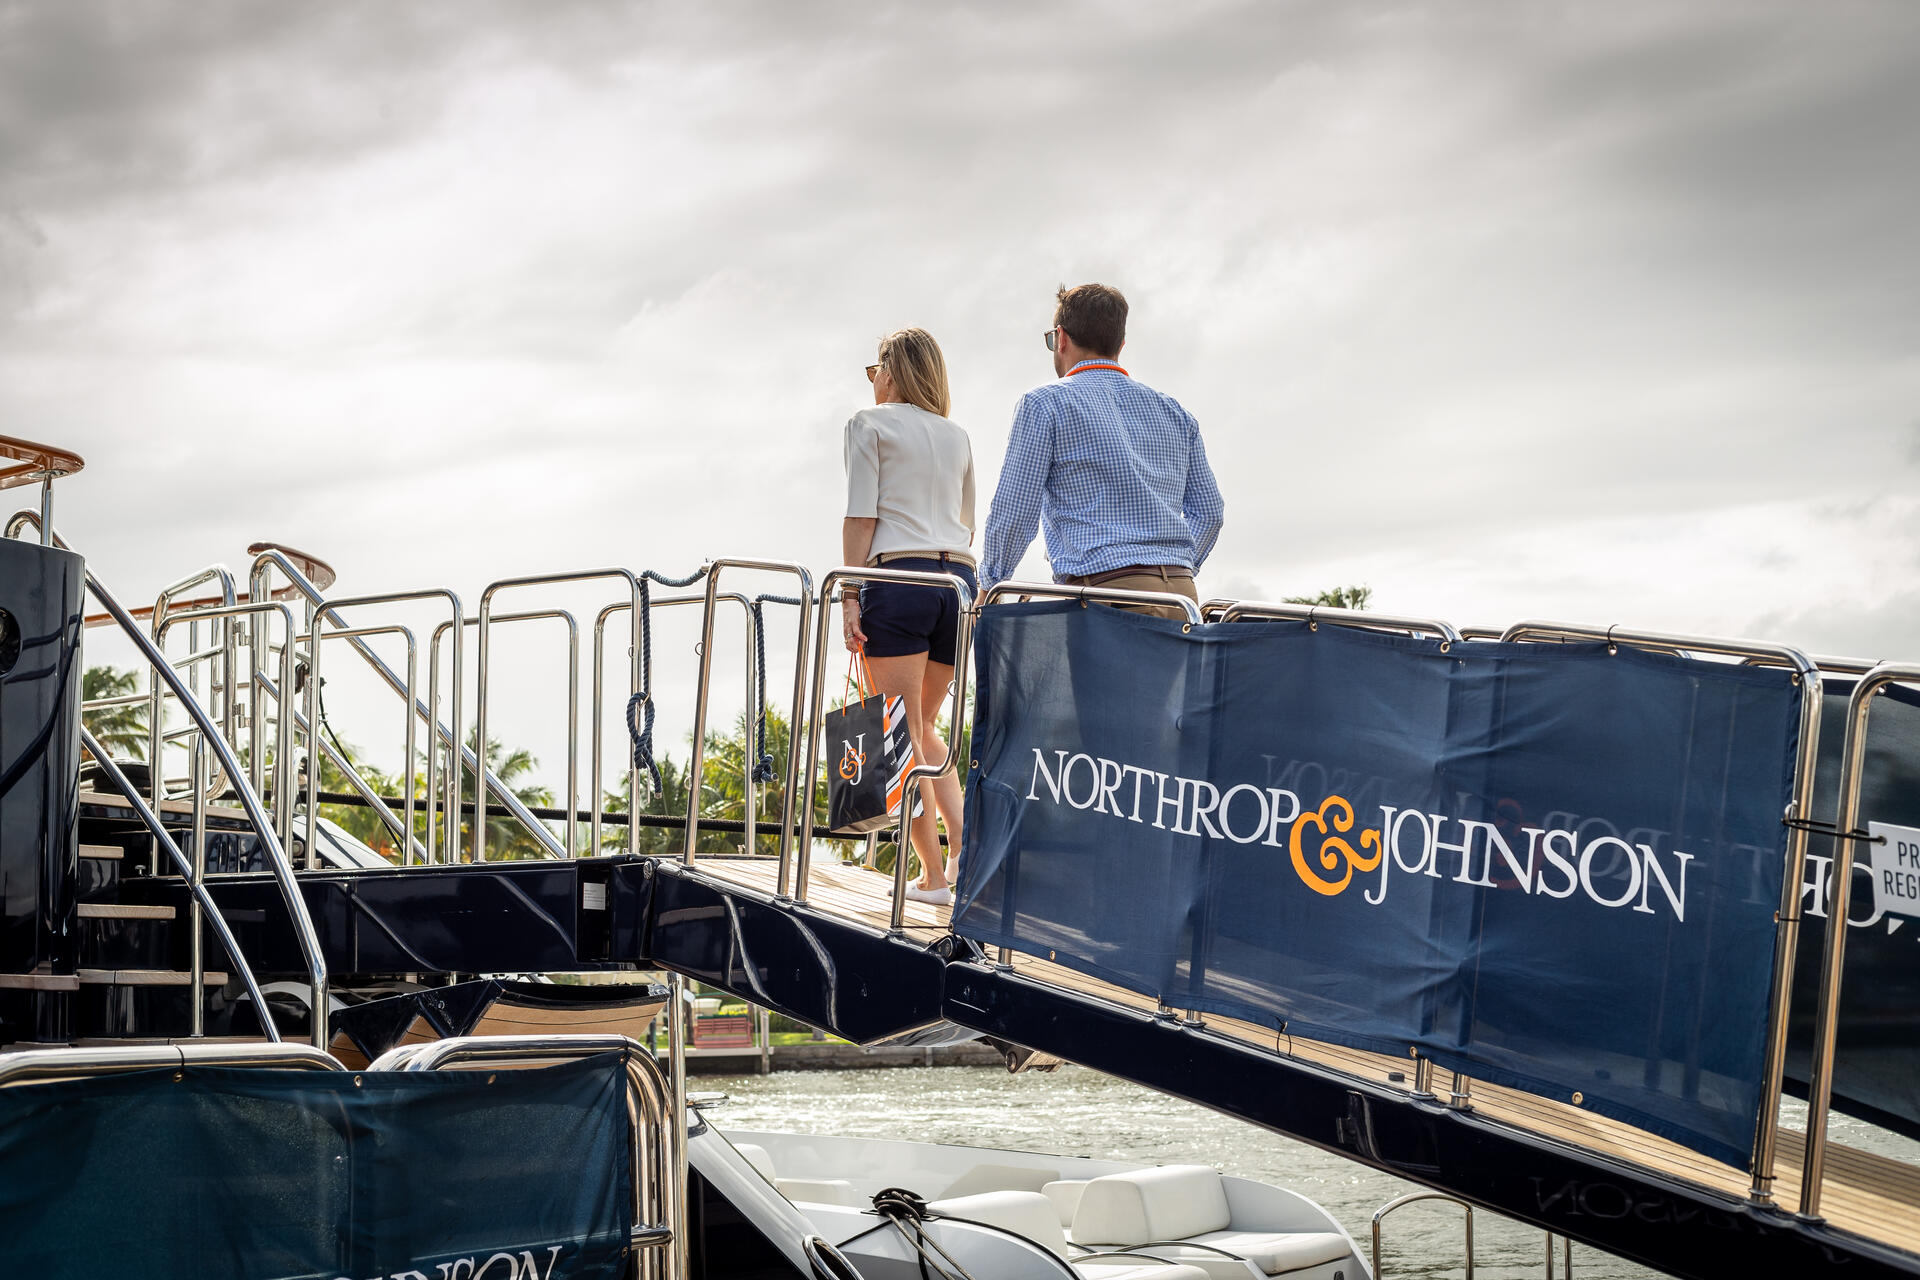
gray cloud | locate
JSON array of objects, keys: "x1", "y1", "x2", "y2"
[{"x1": 6, "y1": 0, "x2": 1920, "y2": 785}]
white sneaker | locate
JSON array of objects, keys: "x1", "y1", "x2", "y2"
[{"x1": 904, "y1": 884, "x2": 953, "y2": 906}]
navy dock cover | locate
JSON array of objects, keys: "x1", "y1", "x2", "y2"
[
  {"x1": 955, "y1": 601, "x2": 1803, "y2": 1167},
  {"x1": 0, "y1": 1053, "x2": 633, "y2": 1279}
]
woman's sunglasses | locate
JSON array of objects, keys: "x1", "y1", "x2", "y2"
[{"x1": 865, "y1": 363, "x2": 882, "y2": 382}]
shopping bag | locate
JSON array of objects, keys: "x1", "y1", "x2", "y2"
[{"x1": 826, "y1": 654, "x2": 923, "y2": 834}]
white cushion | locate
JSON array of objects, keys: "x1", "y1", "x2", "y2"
[
  {"x1": 938, "y1": 1161, "x2": 1061, "y2": 1200},
  {"x1": 1043, "y1": 1179, "x2": 1088, "y2": 1227},
  {"x1": 1073, "y1": 1165, "x2": 1232, "y2": 1246},
  {"x1": 733, "y1": 1142, "x2": 777, "y2": 1183},
  {"x1": 1186, "y1": 1230, "x2": 1352, "y2": 1276},
  {"x1": 928, "y1": 1190, "x2": 1071, "y2": 1258},
  {"x1": 1076, "y1": 1260, "x2": 1210, "y2": 1280},
  {"x1": 776, "y1": 1177, "x2": 864, "y2": 1207}
]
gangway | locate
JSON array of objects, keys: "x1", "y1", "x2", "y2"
[{"x1": 7, "y1": 438, "x2": 1920, "y2": 1280}]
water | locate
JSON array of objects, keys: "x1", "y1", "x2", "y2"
[{"x1": 706, "y1": 1063, "x2": 1660, "y2": 1279}]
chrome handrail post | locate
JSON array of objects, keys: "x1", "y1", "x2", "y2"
[
  {"x1": 427, "y1": 621, "x2": 448, "y2": 864},
  {"x1": 667, "y1": 976, "x2": 690, "y2": 1280},
  {"x1": 474, "y1": 589, "x2": 495, "y2": 863},
  {"x1": 682, "y1": 573, "x2": 723, "y2": 864},
  {"x1": 682, "y1": 561, "x2": 810, "y2": 878},
  {"x1": 277, "y1": 610, "x2": 297, "y2": 858},
  {"x1": 741, "y1": 601, "x2": 759, "y2": 856},
  {"x1": 794, "y1": 575, "x2": 844, "y2": 904},
  {"x1": 592, "y1": 604, "x2": 614, "y2": 855},
  {"x1": 627, "y1": 581, "x2": 645, "y2": 861},
  {"x1": 565, "y1": 609, "x2": 581, "y2": 857},
  {"x1": 1799, "y1": 661, "x2": 1920, "y2": 1219},
  {"x1": 189, "y1": 734, "x2": 207, "y2": 1037},
  {"x1": 302, "y1": 623, "x2": 320, "y2": 869},
  {"x1": 777, "y1": 572, "x2": 815, "y2": 895}
]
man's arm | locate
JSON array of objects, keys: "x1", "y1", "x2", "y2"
[
  {"x1": 978, "y1": 392, "x2": 1053, "y2": 592},
  {"x1": 1183, "y1": 415, "x2": 1225, "y2": 568}
]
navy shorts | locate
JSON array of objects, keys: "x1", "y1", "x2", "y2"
[{"x1": 860, "y1": 558, "x2": 978, "y2": 665}]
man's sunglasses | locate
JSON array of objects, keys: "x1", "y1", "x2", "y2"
[{"x1": 1043, "y1": 328, "x2": 1059, "y2": 353}]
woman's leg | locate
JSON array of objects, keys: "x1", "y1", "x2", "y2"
[
  {"x1": 918, "y1": 660, "x2": 965, "y2": 878},
  {"x1": 861, "y1": 651, "x2": 947, "y2": 890}
]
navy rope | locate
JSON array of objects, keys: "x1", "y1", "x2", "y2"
[
  {"x1": 626, "y1": 568, "x2": 707, "y2": 800},
  {"x1": 748, "y1": 593, "x2": 803, "y2": 785}
]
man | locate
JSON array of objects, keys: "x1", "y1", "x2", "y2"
[{"x1": 979, "y1": 283, "x2": 1224, "y2": 620}]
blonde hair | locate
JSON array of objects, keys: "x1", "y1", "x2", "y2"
[{"x1": 877, "y1": 328, "x2": 952, "y2": 418}]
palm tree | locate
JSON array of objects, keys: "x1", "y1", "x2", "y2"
[
  {"x1": 459, "y1": 729, "x2": 556, "y2": 860},
  {"x1": 1284, "y1": 585, "x2": 1372, "y2": 611},
  {"x1": 81, "y1": 666, "x2": 149, "y2": 759}
]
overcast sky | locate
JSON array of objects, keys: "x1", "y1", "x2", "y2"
[{"x1": 5, "y1": 1, "x2": 1918, "y2": 791}]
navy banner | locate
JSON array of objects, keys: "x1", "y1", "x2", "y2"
[
  {"x1": 0, "y1": 1054, "x2": 634, "y2": 1280},
  {"x1": 956, "y1": 601, "x2": 1803, "y2": 1166}
]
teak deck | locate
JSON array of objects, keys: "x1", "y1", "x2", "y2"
[{"x1": 690, "y1": 851, "x2": 1920, "y2": 1260}]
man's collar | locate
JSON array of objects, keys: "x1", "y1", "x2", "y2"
[{"x1": 1066, "y1": 358, "x2": 1130, "y2": 377}]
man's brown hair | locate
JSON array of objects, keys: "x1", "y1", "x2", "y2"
[{"x1": 1054, "y1": 283, "x2": 1127, "y2": 358}]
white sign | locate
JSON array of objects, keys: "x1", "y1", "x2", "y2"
[{"x1": 1868, "y1": 822, "x2": 1920, "y2": 919}]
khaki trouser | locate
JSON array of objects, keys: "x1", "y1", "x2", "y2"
[{"x1": 1069, "y1": 571, "x2": 1200, "y2": 621}]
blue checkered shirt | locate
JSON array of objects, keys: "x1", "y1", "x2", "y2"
[{"x1": 979, "y1": 360, "x2": 1225, "y2": 591}]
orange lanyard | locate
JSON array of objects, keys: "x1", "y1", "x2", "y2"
[{"x1": 1067, "y1": 362, "x2": 1129, "y2": 377}]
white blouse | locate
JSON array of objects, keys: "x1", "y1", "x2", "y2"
[{"x1": 843, "y1": 402, "x2": 976, "y2": 561}]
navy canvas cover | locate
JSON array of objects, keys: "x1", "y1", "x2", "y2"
[
  {"x1": 956, "y1": 601, "x2": 1802, "y2": 1166},
  {"x1": 0, "y1": 1054, "x2": 634, "y2": 1280}
]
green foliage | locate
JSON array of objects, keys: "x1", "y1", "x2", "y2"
[
  {"x1": 1282, "y1": 584, "x2": 1373, "y2": 611},
  {"x1": 81, "y1": 666, "x2": 149, "y2": 760}
]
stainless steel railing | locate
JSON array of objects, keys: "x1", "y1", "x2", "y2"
[
  {"x1": 1372, "y1": 1190, "x2": 1474, "y2": 1279},
  {"x1": 593, "y1": 592, "x2": 757, "y2": 856},
  {"x1": 9, "y1": 511, "x2": 331, "y2": 1048},
  {"x1": 0, "y1": 1040, "x2": 344, "y2": 1087},
  {"x1": 434, "y1": 608, "x2": 578, "y2": 858},
  {"x1": 368, "y1": 1029, "x2": 687, "y2": 1280},
  {"x1": 474, "y1": 568, "x2": 648, "y2": 862},
  {"x1": 685, "y1": 560, "x2": 814, "y2": 887},
  {"x1": 1220, "y1": 599, "x2": 1462, "y2": 643},
  {"x1": 1798, "y1": 659, "x2": 1920, "y2": 1219},
  {"x1": 245, "y1": 554, "x2": 576, "y2": 865},
  {"x1": 793, "y1": 566, "x2": 973, "y2": 925},
  {"x1": 309, "y1": 620, "x2": 422, "y2": 861}
]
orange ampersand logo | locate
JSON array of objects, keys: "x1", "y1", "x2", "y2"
[
  {"x1": 837, "y1": 741, "x2": 866, "y2": 783},
  {"x1": 1289, "y1": 794, "x2": 1383, "y2": 896}
]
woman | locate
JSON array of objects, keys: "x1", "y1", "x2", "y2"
[{"x1": 841, "y1": 328, "x2": 975, "y2": 906}]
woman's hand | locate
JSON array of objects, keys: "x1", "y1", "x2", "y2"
[{"x1": 842, "y1": 596, "x2": 868, "y2": 651}]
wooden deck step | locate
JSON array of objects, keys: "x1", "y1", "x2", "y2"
[
  {"x1": 76, "y1": 969, "x2": 229, "y2": 987},
  {"x1": 78, "y1": 844, "x2": 124, "y2": 861},
  {"x1": 76, "y1": 903, "x2": 174, "y2": 921}
]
